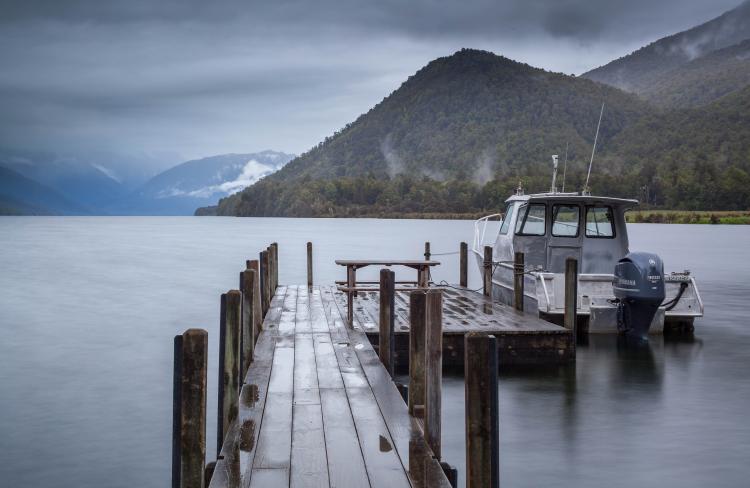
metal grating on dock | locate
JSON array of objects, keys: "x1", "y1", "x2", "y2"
[{"x1": 209, "y1": 285, "x2": 451, "y2": 488}]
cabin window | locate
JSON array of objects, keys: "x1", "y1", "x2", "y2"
[
  {"x1": 515, "y1": 203, "x2": 546, "y2": 236},
  {"x1": 552, "y1": 205, "x2": 580, "y2": 237},
  {"x1": 586, "y1": 206, "x2": 616, "y2": 238},
  {"x1": 499, "y1": 202, "x2": 517, "y2": 235}
]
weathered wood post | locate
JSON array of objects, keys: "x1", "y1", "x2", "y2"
[
  {"x1": 465, "y1": 332, "x2": 499, "y2": 488},
  {"x1": 346, "y1": 266, "x2": 355, "y2": 327},
  {"x1": 172, "y1": 328, "x2": 208, "y2": 488},
  {"x1": 259, "y1": 249, "x2": 269, "y2": 317},
  {"x1": 307, "y1": 242, "x2": 313, "y2": 288},
  {"x1": 424, "y1": 289, "x2": 443, "y2": 460},
  {"x1": 270, "y1": 242, "x2": 278, "y2": 292},
  {"x1": 424, "y1": 241, "x2": 431, "y2": 261},
  {"x1": 483, "y1": 246, "x2": 493, "y2": 297},
  {"x1": 247, "y1": 260, "x2": 262, "y2": 342},
  {"x1": 217, "y1": 291, "x2": 241, "y2": 456},
  {"x1": 514, "y1": 251, "x2": 525, "y2": 311},
  {"x1": 239, "y1": 271, "x2": 256, "y2": 375},
  {"x1": 172, "y1": 335, "x2": 183, "y2": 488},
  {"x1": 565, "y1": 257, "x2": 578, "y2": 353},
  {"x1": 408, "y1": 290, "x2": 426, "y2": 417},
  {"x1": 379, "y1": 268, "x2": 396, "y2": 376},
  {"x1": 460, "y1": 242, "x2": 468, "y2": 288}
]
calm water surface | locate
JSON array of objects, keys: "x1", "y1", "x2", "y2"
[{"x1": 1, "y1": 217, "x2": 749, "y2": 487}]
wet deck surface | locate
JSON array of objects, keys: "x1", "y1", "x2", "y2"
[
  {"x1": 209, "y1": 285, "x2": 451, "y2": 488},
  {"x1": 338, "y1": 285, "x2": 573, "y2": 366},
  {"x1": 341, "y1": 285, "x2": 565, "y2": 335}
]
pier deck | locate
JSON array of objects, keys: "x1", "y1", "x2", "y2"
[
  {"x1": 209, "y1": 285, "x2": 451, "y2": 487},
  {"x1": 339, "y1": 285, "x2": 573, "y2": 366}
]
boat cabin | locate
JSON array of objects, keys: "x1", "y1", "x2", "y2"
[{"x1": 493, "y1": 193, "x2": 638, "y2": 274}]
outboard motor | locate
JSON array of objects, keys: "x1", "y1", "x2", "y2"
[{"x1": 613, "y1": 252, "x2": 665, "y2": 340}]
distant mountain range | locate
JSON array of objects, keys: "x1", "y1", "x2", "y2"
[
  {"x1": 107, "y1": 151, "x2": 294, "y2": 215},
  {"x1": 0, "y1": 150, "x2": 293, "y2": 215},
  {"x1": 209, "y1": 1, "x2": 750, "y2": 217}
]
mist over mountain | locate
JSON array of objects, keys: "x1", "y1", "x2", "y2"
[
  {"x1": 0, "y1": 166, "x2": 88, "y2": 215},
  {"x1": 209, "y1": 45, "x2": 750, "y2": 217},
  {"x1": 584, "y1": 0, "x2": 750, "y2": 106},
  {"x1": 108, "y1": 151, "x2": 294, "y2": 215}
]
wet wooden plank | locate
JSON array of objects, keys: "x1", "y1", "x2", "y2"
[
  {"x1": 319, "y1": 388, "x2": 371, "y2": 488},
  {"x1": 248, "y1": 468, "x2": 289, "y2": 488},
  {"x1": 251, "y1": 345, "x2": 294, "y2": 474},
  {"x1": 290, "y1": 403, "x2": 329, "y2": 488}
]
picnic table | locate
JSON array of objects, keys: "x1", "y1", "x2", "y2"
[{"x1": 335, "y1": 259, "x2": 440, "y2": 325}]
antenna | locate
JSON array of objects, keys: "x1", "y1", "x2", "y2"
[
  {"x1": 561, "y1": 142, "x2": 569, "y2": 193},
  {"x1": 550, "y1": 154, "x2": 559, "y2": 193},
  {"x1": 584, "y1": 102, "x2": 605, "y2": 195}
]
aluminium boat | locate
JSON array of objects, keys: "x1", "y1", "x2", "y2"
[{"x1": 471, "y1": 184, "x2": 703, "y2": 335}]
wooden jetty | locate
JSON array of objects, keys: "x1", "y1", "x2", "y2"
[
  {"x1": 340, "y1": 285, "x2": 573, "y2": 367},
  {"x1": 172, "y1": 241, "x2": 578, "y2": 488}
]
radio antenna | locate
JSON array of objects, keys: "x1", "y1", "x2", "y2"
[
  {"x1": 584, "y1": 102, "x2": 604, "y2": 195},
  {"x1": 561, "y1": 142, "x2": 569, "y2": 192}
]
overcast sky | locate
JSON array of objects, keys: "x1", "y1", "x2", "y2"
[{"x1": 0, "y1": 0, "x2": 742, "y2": 163}]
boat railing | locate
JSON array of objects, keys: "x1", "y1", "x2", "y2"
[{"x1": 472, "y1": 213, "x2": 502, "y2": 256}]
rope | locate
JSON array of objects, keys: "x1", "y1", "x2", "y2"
[{"x1": 427, "y1": 251, "x2": 460, "y2": 256}]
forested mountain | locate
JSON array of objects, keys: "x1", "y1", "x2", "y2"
[
  {"x1": 208, "y1": 48, "x2": 750, "y2": 217},
  {"x1": 638, "y1": 40, "x2": 750, "y2": 108},
  {"x1": 584, "y1": 1, "x2": 750, "y2": 97},
  {"x1": 209, "y1": 50, "x2": 651, "y2": 216}
]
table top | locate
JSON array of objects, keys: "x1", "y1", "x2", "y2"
[{"x1": 334, "y1": 259, "x2": 440, "y2": 267}]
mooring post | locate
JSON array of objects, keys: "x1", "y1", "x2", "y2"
[
  {"x1": 346, "y1": 266, "x2": 355, "y2": 327},
  {"x1": 514, "y1": 251, "x2": 525, "y2": 311},
  {"x1": 483, "y1": 246, "x2": 493, "y2": 297},
  {"x1": 465, "y1": 332, "x2": 499, "y2": 488},
  {"x1": 172, "y1": 335, "x2": 183, "y2": 488},
  {"x1": 424, "y1": 241, "x2": 431, "y2": 261},
  {"x1": 307, "y1": 242, "x2": 313, "y2": 288},
  {"x1": 270, "y1": 242, "x2": 278, "y2": 292},
  {"x1": 565, "y1": 257, "x2": 578, "y2": 354},
  {"x1": 259, "y1": 250, "x2": 269, "y2": 317},
  {"x1": 408, "y1": 290, "x2": 427, "y2": 417},
  {"x1": 379, "y1": 268, "x2": 396, "y2": 375},
  {"x1": 424, "y1": 289, "x2": 443, "y2": 460},
  {"x1": 460, "y1": 242, "x2": 468, "y2": 288},
  {"x1": 172, "y1": 328, "x2": 208, "y2": 488},
  {"x1": 247, "y1": 260, "x2": 262, "y2": 342},
  {"x1": 217, "y1": 292, "x2": 241, "y2": 456},
  {"x1": 239, "y1": 271, "x2": 256, "y2": 376}
]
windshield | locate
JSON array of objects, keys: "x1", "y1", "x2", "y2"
[{"x1": 499, "y1": 202, "x2": 517, "y2": 235}]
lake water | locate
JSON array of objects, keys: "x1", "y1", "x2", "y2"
[{"x1": 1, "y1": 217, "x2": 749, "y2": 487}]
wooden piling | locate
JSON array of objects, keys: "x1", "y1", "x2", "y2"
[
  {"x1": 172, "y1": 335, "x2": 183, "y2": 488},
  {"x1": 270, "y1": 242, "x2": 278, "y2": 292},
  {"x1": 218, "y1": 292, "x2": 241, "y2": 456},
  {"x1": 565, "y1": 257, "x2": 578, "y2": 352},
  {"x1": 408, "y1": 291, "x2": 426, "y2": 417},
  {"x1": 483, "y1": 246, "x2": 493, "y2": 297},
  {"x1": 239, "y1": 271, "x2": 256, "y2": 375},
  {"x1": 465, "y1": 332, "x2": 499, "y2": 488},
  {"x1": 379, "y1": 268, "x2": 396, "y2": 375},
  {"x1": 460, "y1": 242, "x2": 468, "y2": 288},
  {"x1": 259, "y1": 250, "x2": 269, "y2": 317},
  {"x1": 424, "y1": 241, "x2": 431, "y2": 261},
  {"x1": 307, "y1": 242, "x2": 313, "y2": 288},
  {"x1": 173, "y1": 328, "x2": 208, "y2": 488},
  {"x1": 514, "y1": 251, "x2": 525, "y2": 311},
  {"x1": 424, "y1": 289, "x2": 443, "y2": 460},
  {"x1": 247, "y1": 260, "x2": 262, "y2": 342}
]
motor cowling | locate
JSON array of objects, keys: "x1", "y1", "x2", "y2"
[{"x1": 613, "y1": 252, "x2": 665, "y2": 339}]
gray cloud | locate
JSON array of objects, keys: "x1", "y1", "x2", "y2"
[{"x1": 0, "y1": 0, "x2": 744, "y2": 162}]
